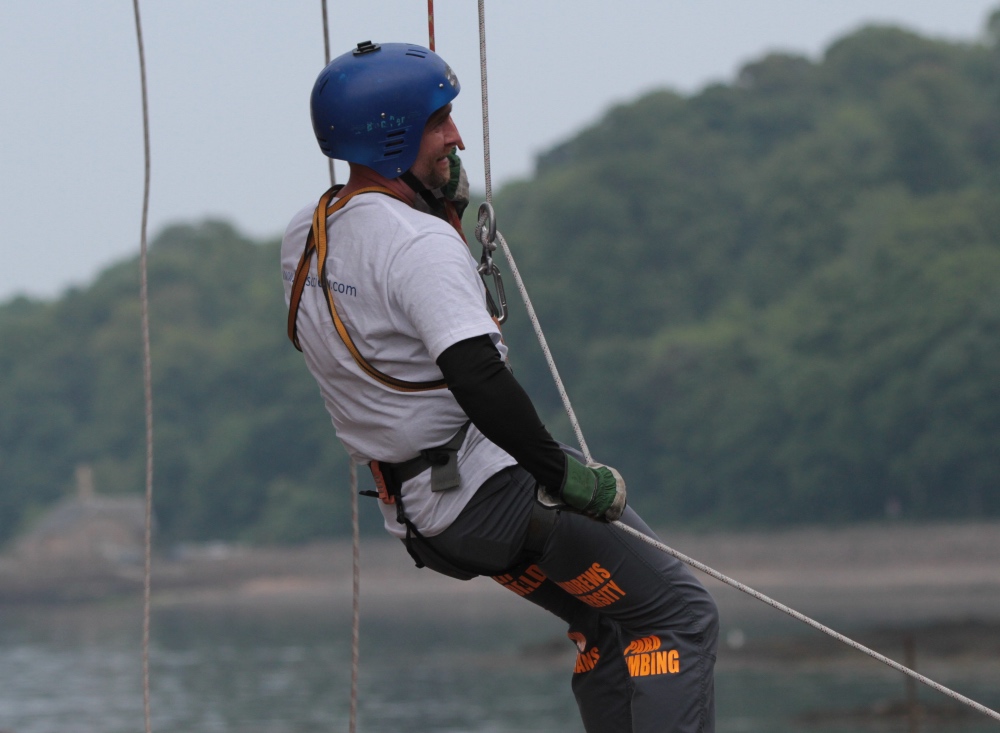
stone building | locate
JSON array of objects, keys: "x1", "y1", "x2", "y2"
[{"x1": 14, "y1": 465, "x2": 148, "y2": 568}]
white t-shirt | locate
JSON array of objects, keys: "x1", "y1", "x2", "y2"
[{"x1": 281, "y1": 192, "x2": 517, "y2": 538}]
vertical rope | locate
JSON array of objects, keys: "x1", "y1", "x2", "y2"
[
  {"x1": 319, "y1": 4, "x2": 356, "y2": 730},
  {"x1": 476, "y1": 0, "x2": 492, "y2": 205},
  {"x1": 427, "y1": 0, "x2": 436, "y2": 51},
  {"x1": 131, "y1": 2, "x2": 155, "y2": 733},
  {"x1": 475, "y1": 1, "x2": 591, "y2": 461},
  {"x1": 349, "y1": 459, "x2": 360, "y2": 733},
  {"x1": 321, "y1": 0, "x2": 336, "y2": 186}
]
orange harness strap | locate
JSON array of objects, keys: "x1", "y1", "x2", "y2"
[{"x1": 287, "y1": 185, "x2": 448, "y2": 392}]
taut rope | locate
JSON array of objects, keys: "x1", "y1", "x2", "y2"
[
  {"x1": 475, "y1": 1, "x2": 592, "y2": 464},
  {"x1": 615, "y1": 521, "x2": 1000, "y2": 723},
  {"x1": 473, "y1": 0, "x2": 1000, "y2": 724}
]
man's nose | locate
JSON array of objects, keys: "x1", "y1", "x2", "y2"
[{"x1": 445, "y1": 116, "x2": 465, "y2": 151}]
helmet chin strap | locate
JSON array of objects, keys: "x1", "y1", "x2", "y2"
[
  {"x1": 399, "y1": 168, "x2": 467, "y2": 244},
  {"x1": 399, "y1": 169, "x2": 444, "y2": 212}
]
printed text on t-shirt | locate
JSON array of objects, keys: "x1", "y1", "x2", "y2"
[{"x1": 282, "y1": 269, "x2": 357, "y2": 297}]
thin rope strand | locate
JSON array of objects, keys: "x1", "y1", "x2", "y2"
[
  {"x1": 318, "y1": 5, "x2": 355, "y2": 729},
  {"x1": 477, "y1": 0, "x2": 492, "y2": 204},
  {"x1": 350, "y1": 459, "x2": 360, "y2": 733},
  {"x1": 396, "y1": 0, "x2": 1000, "y2": 721},
  {"x1": 470, "y1": 13, "x2": 998, "y2": 714},
  {"x1": 494, "y1": 233, "x2": 592, "y2": 462},
  {"x1": 474, "y1": 3, "x2": 591, "y2": 460},
  {"x1": 321, "y1": 0, "x2": 336, "y2": 186},
  {"x1": 131, "y1": 2, "x2": 154, "y2": 732},
  {"x1": 427, "y1": 0, "x2": 436, "y2": 51},
  {"x1": 321, "y1": 0, "x2": 331, "y2": 62},
  {"x1": 495, "y1": 224, "x2": 999, "y2": 720},
  {"x1": 613, "y1": 520, "x2": 1000, "y2": 722},
  {"x1": 497, "y1": 215, "x2": 1000, "y2": 722}
]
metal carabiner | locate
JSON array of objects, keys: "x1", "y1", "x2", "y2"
[
  {"x1": 475, "y1": 202, "x2": 498, "y2": 252},
  {"x1": 475, "y1": 202, "x2": 508, "y2": 324},
  {"x1": 483, "y1": 260, "x2": 508, "y2": 325}
]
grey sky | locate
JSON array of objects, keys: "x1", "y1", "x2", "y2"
[{"x1": 1, "y1": 1, "x2": 997, "y2": 301}]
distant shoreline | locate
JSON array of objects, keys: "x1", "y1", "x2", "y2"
[{"x1": 3, "y1": 521, "x2": 999, "y2": 635}]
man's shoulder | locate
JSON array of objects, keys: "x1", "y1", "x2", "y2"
[
  {"x1": 346, "y1": 195, "x2": 469, "y2": 263},
  {"x1": 282, "y1": 191, "x2": 464, "y2": 256},
  {"x1": 350, "y1": 192, "x2": 457, "y2": 236}
]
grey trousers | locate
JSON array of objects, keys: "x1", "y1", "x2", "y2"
[{"x1": 422, "y1": 464, "x2": 719, "y2": 733}]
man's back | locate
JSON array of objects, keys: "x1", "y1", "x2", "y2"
[{"x1": 281, "y1": 189, "x2": 515, "y2": 537}]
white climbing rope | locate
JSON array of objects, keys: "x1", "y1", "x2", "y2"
[
  {"x1": 615, "y1": 521, "x2": 1000, "y2": 723},
  {"x1": 476, "y1": 1, "x2": 493, "y2": 207},
  {"x1": 321, "y1": 0, "x2": 336, "y2": 187},
  {"x1": 475, "y1": 2, "x2": 592, "y2": 465},
  {"x1": 473, "y1": 1, "x2": 1000, "y2": 724},
  {"x1": 131, "y1": 2, "x2": 155, "y2": 733},
  {"x1": 317, "y1": 4, "x2": 359, "y2": 732},
  {"x1": 492, "y1": 230, "x2": 593, "y2": 464},
  {"x1": 349, "y1": 457, "x2": 360, "y2": 733}
]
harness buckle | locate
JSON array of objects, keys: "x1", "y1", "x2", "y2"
[{"x1": 369, "y1": 460, "x2": 396, "y2": 505}]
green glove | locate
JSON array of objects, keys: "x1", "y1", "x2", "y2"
[{"x1": 538, "y1": 454, "x2": 627, "y2": 522}]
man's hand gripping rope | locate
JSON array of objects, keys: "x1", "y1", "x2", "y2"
[{"x1": 538, "y1": 454, "x2": 627, "y2": 522}]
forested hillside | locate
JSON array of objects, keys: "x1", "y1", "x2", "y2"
[
  {"x1": 0, "y1": 223, "x2": 345, "y2": 545},
  {"x1": 2, "y1": 17, "x2": 999, "y2": 544},
  {"x1": 496, "y1": 20, "x2": 1000, "y2": 526}
]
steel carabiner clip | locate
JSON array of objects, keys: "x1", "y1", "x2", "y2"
[{"x1": 475, "y1": 202, "x2": 508, "y2": 324}]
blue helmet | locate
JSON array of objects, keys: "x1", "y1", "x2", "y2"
[{"x1": 311, "y1": 41, "x2": 460, "y2": 179}]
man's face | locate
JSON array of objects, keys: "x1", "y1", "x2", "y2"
[{"x1": 410, "y1": 103, "x2": 465, "y2": 190}]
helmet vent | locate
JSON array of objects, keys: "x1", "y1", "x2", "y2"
[
  {"x1": 381, "y1": 128, "x2": 408, "y2": 159},
  {"x1": 405, "y1": 48, "x2": 428, "y2": 59}
]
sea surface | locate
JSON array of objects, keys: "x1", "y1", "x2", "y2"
[{"x1": 0, "y1": 584, "x2": 998, "y2": 733}]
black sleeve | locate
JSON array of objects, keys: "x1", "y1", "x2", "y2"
[{"x1": 437, "y1": 334, "x2": 566, "y2": 489}]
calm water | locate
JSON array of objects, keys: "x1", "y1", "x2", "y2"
[{"x1": 0, "y1": 591, "x2": 998, "y2": 733}]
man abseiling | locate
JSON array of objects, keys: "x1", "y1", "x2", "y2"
[{"x1": 282, "y1": 40, "x2": 719, "y2": 733}]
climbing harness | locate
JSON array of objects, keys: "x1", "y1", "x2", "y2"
[
  {"x1": 285, "y1": 180, "x2": 506, "y2": 571},
  {"x1": 287, "y1": 182, "x2": 500, "y2": 580},
  {"x1": 365, "y1": 421, "x2": 478, "y2": 581},
  {"x1": 287, "y1": 185, "x2": 448, "y2": 392},
  {"x1": 365, "y1": 420, "x2": 556, "y2": 582},
  {"x1": 370, "y1": 420, "x2": 470, "y2": 500}
]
